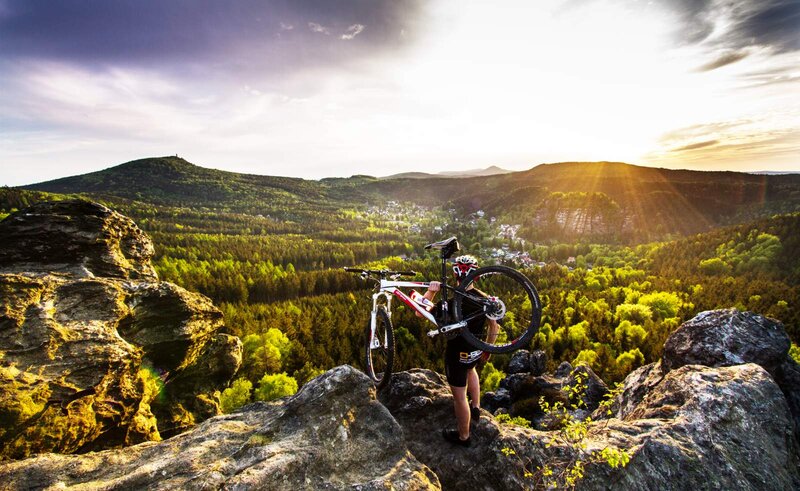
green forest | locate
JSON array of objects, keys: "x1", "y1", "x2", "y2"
[{"x1": 3, "y1": 158, "x2": 800, "y2": 408}]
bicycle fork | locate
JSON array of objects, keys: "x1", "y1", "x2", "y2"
[{"x1": 370, "y1": 291, "x2": 392, "y2": 349}]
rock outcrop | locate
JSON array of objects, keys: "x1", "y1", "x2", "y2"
[
  {"x1": 381, "y1": 309, "x2": 799, "y2": 490},
  {"x1": 0, "y1": 366, "x2": 439, "y2": 490},
  {"x1": 0, "y1": 199, "x2": 157, "y2": 280},
  {"x1": 380, "y1": 362, "x2": 799, "y2": 490},
  {"x1": 0, "y1": 200, "x2": 242, "y2": 459},
  {"x1": 660, "y1": 308, "x2": 800, "y2": 440}
]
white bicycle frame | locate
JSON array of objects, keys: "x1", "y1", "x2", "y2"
[{"x1": 369, "y1": 278, "x2": 469, "y2": 349}]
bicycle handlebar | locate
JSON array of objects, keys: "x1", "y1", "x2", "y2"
[{"x1": 344, "y1": 267, "x2": 417, "y2": 278}]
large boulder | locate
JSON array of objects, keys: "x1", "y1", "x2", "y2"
[
  {"x1": 0, "y1": 366, "x2": 440, "y2": 490},
  {"x1": 663, "y1": 308, "x2": 790, "y2": 372},
  {"x1": 0, "y1": 200, "x2": 241, "y2": 459},
  {"x1": 582, "y1": 363, "x2": 799, "y2": 490},
  {"x1": 379, "y1": 369, "x2": 553, "y2": 490},
  {"x1": 660, "y1": 308, "x2": 800, "y2": 440}
]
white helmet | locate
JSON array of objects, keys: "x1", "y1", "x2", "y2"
[{"x1": 452, "y1": 255, "x2": 479, "y2": 278}]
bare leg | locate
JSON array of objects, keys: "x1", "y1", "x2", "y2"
[
  {"x1": 466, "y1": 367, "x2": 480, "y2": 409},
  {"x1": 450, "y1": 385, "x2": 470, "y2": 440}
]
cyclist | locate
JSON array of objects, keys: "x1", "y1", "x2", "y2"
[{"x1": 419, "y1": 254, "x2": 499, "y2": 447}]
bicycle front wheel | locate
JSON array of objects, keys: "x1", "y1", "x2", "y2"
[
  {"x1": 364, "y1": 307, "x2": 394, "y2": 390},
  {"x1": 454, "y1": 265, "x2": 541, "y2": 354}
]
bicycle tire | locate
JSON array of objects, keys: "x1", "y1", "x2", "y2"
[
  {"x1": 364, "y1": 307, "x2": 394, "y2": 390},
  {"x1": 454, "y1": 265, "x2": 541, "y2": 354}
]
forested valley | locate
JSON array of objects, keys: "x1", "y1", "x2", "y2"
[{"x1": 4, "y1": 157, "x2": 800, "y2": 408}]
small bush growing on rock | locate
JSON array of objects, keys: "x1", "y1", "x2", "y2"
[
  {"x1": 496, "y1": 413, "x2": 532, "y2": 428},
  {"x1": 480, "y1": 362, "x2": 504, "y2": 395},
  {"x1": 219, "y1": 378, "x2": 253, "y2": 413},
  {"x1": 790, "y1": 344, "x2": 800, "y2": 364},
  {"x1": 254, "y1": 373, "x2": 298, "y2": 402}
]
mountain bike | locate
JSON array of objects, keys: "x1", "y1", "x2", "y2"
[{"x1": 345, "y1": 236, "x2": 542, "y2": 390}]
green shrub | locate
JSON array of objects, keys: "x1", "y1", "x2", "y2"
[
  {"x1": 480, "y1": 362, "x2": 505, "y2": 395},
  {"x1": 496, "y1": 412, "x2": 532, "y2": 428},
  {"x1": 220, "y1": 378, "x2": 253, "y2": 413},
  {"x1": 790, "y1": 344, "x2": 800, "y2": 364}
]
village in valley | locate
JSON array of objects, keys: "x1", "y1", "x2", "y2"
[{"x1": 357, "y1": 201, "x2": 582, "y2": 270}]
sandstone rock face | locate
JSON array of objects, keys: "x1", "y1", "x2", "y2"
[
  {"x1": 0, "y1": 200, "x2": 157, "y2": 280},
  {"x1": 0, "y1": 200, "x2": 241, "y2": 459},
  {"x1": 0, "y1": 366, "x2": 439, "y2": 491},
  {"x1": 1, "y1": 309, "x2": 798, "y2": 489},
  {"x1": 583, "y1": 363, "x2": 799, "y2": 490}
]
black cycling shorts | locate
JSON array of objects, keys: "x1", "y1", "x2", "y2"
[{"x1": 444, "y1": 342, "x2": 482, "y2": 387}]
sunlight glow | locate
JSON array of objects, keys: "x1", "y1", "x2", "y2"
[{"x1": 0, "y1": 0, "x2": 797, "y2": 184}]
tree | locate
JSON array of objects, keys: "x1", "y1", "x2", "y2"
[
  {"x1": 220, "y1": 378, "x2": 253, "y2": 413},
  {"x1": 254, "y1": 373, "x2": 299, "y2": 402},
  {"x1": 638, "y1": 292, "x2": 682, "y2": 320}
]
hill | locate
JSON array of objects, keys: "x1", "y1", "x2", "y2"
[
  {"x1": 21, "y1": 157, "x2": 800, "y2": 243},
  {"x1": 381, "y1": 165, "x2": 512, "y2": 179},
  {"x1": 24, "y1": 156, "x2": 359, "y2": 220}
]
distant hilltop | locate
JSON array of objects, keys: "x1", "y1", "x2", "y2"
[{"x1": 381, "y1": 165, "x2": 513, "y2": 180}]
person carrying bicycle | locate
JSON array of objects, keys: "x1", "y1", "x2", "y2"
[{"x1": 420, "y1": 254, "x2": 499, "y2": 447}]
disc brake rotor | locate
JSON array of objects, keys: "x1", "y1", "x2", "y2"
[{"x1": 485, "y1": 296, "x2": 506, "y2": 320}]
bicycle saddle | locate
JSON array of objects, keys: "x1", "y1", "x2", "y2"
[{"x1": 425, "y1": 236, "x2": 460, "y2": 258}]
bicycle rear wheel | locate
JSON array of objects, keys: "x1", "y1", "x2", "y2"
[
  {"x1": 364, "y1": 307, "x2": 394, "y2": 390},
  {"x1": 454, "y1": 265, "x2": 541, "y2": 354}
]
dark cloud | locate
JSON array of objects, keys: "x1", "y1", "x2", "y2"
[
  {"x1": 0, "y1": 0, "x2": 422, "y2": 73},
  {"x1": 670, "y1": 0, "x2": 717, "y2": 44},
  {"x1": 669, "y1": 0, "x2": 800, "y2": 54}
]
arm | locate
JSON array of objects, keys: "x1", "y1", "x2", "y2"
[
  {"x1": 486, "y1": 318, "x2": 499, "y2": 345},
  {"x1": 481, "y1": 318, "x2": 500, "y2": 362},
  {"x1": 415, "y1": 281, "x2": 440, "y2": 318}
]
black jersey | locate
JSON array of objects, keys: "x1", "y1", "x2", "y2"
[{"x1": 435, "y1": 293, "x2": 487, "y2": 354}]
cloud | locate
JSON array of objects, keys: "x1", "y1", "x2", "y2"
[
  {"x1": 738, "y1": 63, "x2": 800, "y2": 88},
  {"x1": 341, "y1": 24, "x2": 365, "y2": 40},
  {"x1": 0, "y1": 0, "x2": 423, "y2": 77},
  {"x1": 670, "y1": 139, "x2": 719, "y2": 152},
  {"x1": 696, "y1": 50, "x2": 749, "y2": 71},
  {"x1": 645, "y1": 118, "x2": 800, "y2": 170},
  {"x1": 308, "y1": 22, "x2": 330, "y2": 35},
  {"x1": 667, "y1": 0, "x2": 800, "y2": 54}
]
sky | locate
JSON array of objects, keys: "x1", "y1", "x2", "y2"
[{"x1": 0, "y1": 0, "x2": 798, "y2": 185}]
